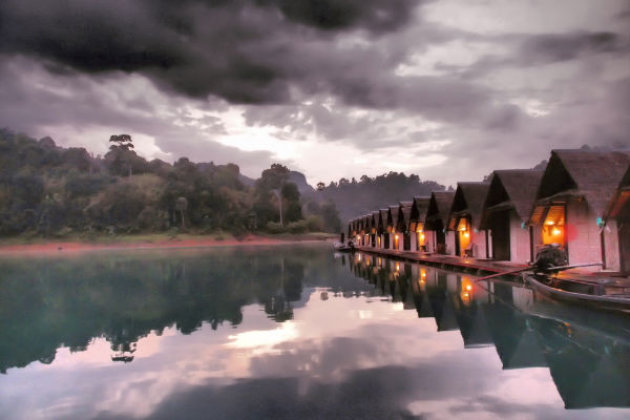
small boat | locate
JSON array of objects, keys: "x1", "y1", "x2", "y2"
[
  {"x1": 333, "y1": 241, "x2": 356, "y2": 253},
  {"x1": 525, "y1": 274, "x2": 630, "y2": 314}
]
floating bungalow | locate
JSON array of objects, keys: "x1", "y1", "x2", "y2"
[
  {"x1": 481, "y1": 169, "x2": 544, "y2": 264},
  {"x1": 378, "y1": 208, "x2": 389, "y2": 249},
  {"x1": 529, "y1": 150, "x2": 630, "y2": 272},
  {"x1": 425, "y1": 191, "x2": 456, "y2": 255},
  {"x1": 449, "y1": 182, "x2": 491, "y2": 258},
  {"x1": 387, "y1": 205, "x2": 400, "y2": 250},
  {"x1": 410, "y1": 196, "x2": 431, "y2": 252},
  {"x1": 396, "y1": 201, "x2": 414, "y2": 251},
  {"x1": 370, "y1": 211, "x2": 380, "y2": 248}
]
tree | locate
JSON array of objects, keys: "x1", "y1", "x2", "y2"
[
  {"x1": 108, "y1": 134, "x2": 135, "y2": 177},
  {"x1": 109, "y1": 134, "x2": 134, "y2": 151},
  {"x1": 281, "y1": 182, "x2": 302, "y2": 223},
  {"x1": 175, "y1": 197, "x2": 188, "y2": 230},
  {"x1": 316, "y1": 182, "x2": 325, "y2": 191}
]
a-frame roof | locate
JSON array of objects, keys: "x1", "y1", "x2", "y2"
[
  {"x1": 451, "y1": 182, "x2": 490, "y2": 229},
  {"x1": 427, "y1": 191, "x2": 456, "y2": 226},
  {"x1": 398, "y1": 201, "x2": 413, "y2": 230},
  {"x1": 388, "y1": 205, "x2": 399, "y2": 228},
  {"x1": 536, "y1": 149, "x2": 630, "y2": 218},
  {"x1": 411, "y1": 196, "x2": 431, "y2": 224},
  {"x1": 483, "y1": 169, "x2": 544, "y2": 226}
]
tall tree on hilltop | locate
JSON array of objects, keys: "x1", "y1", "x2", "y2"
[{"x1": 107, "y1": 134, "x2": 135, "y2": 177}]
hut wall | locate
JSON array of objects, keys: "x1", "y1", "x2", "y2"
[
  {"x1": 566, "y1": 199, "x2": 618, "y2": 270},
  {"x1": 470, "y1": 231, "x2": 488, "y2": 258},
  {"x1": 409, "y1": 232, "x2": 418, "y2": 252},
  {"x1": 509, "y1": 211, "x2": 532, "y2": 264},
  {"x1": 603, "y1": 219, "x2": 620, "y2": 271},
  {"x1": 445, "y1": 231, "x2": 456, "y2": 255}
]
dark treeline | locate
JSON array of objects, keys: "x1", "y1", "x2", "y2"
[
  {"x1": 311, "y1": 173, "x2": 446, "y2": 224},
  {"x1": 0, "y1": 129, "x2": 341, "y2": 237}
]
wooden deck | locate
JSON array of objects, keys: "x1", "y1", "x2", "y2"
[{"x1": 355, "y1": 246, "x2": 630, "y2": 288}]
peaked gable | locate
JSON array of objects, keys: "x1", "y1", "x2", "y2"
[{"x1": 537, "y1": 149, "x2": 630, "y2": 218}]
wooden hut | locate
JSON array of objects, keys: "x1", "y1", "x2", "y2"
[
  {"x1": 607, "y1": 165, "x2": 630, "y2": 273},
  {"x1": 387, "y1": 205, "x2": 399, "y2": 250},
  {"x1": 370, "y1": 211, "x2": 380, "y2": 248},
  {"x1": 378, "y1": 209, "x2": 389, "y2": 249},
  {"x1": 449, "y1": 182, "x2": 491, "y2": 258},
  {"x1": 396, "y1": 201, "x2": 414, "y2": 251},
  {"x1": 529, "y1": 149, "x2": 630, "y2": 271},
  {"x1": 410, "y1": 196, "x2": 431, "y2": 252},
  {"x1": 361, "y1": 214, "x2": 371, "y2": 246},
  {"x1": 481, "y1": 169, "x2": 544, "y2": 263},
  {"x1": 425, "y1": 191, "x2": 456, "y2": 255}
]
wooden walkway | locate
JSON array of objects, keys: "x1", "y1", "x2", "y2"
[
  {"x1": 355, "y1": 246, "x2": 527, "y2": 275},
  {"x1": 355, "y1": 246, "x2": 630, "y2": 288}
]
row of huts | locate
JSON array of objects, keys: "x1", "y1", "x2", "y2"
[{"x1": 347, "y1": 149, "x2": 630, "y2": 274}]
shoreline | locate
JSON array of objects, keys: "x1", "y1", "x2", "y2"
[{"x1": 0, "y1": 234, "x2": 335, "y2": 255}]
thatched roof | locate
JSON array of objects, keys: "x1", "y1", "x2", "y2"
[
  {"x1": 378, "y1": 209, "x2": 388, "y2": 231},
  {"x1": 411, "y1": 196, "x2": 431, "y2": 224},
  {"x1": 451, "y1": 182, "x2": 490, "y2": 229},
  {"x1": 537, "y1": 149, "x2": 630, "y2": 218},
  {"x1": 483, "y1": 169, "x2": 544, "y2": 227},
  {"x1": 398, "y1": 201, "x2": 413, "y2": 229},
  {"x1": 388, "y1": 205, "x2": 399, "y2": 228},
  {"x1": 427, "y1": 191, "x2": 456, "y2": 226}
]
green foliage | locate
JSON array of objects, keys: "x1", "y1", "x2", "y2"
[
  {"x1": 287, "y1": 220, "x2": 308, "y2": 233},
  {"x1": 265, "y1": 221, "x2": 286, "y2": 234},
  {"x1": 3, "y1": 129, "x2": 444, "y2": 238}
]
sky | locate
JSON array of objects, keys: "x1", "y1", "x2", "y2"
[{"x1": 1, "y1": 0, "x2": 629, "y2": 187}]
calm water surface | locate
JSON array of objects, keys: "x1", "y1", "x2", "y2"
[{"x1": 0, "y1": 243, "x2": 629, "y2": 419}]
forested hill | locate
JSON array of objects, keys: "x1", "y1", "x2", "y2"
[
  {"x1": 0, "y1": 129, "x2": 341, "y2": 237},
  {"x1": 305, "y1": 174, "x2": 446, "y2": 224}
]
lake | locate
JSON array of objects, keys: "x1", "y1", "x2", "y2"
[{"x1": 0, "y1": 243, "x2": 629, "y2": 419}]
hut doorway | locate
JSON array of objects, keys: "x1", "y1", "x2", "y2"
[
  {"x1": 456, "y1": 217, "x2": 471, "y2": 257},
  {"x1": 490, "y1": 210, "x2": 511, "y2": 261},
  {"x1": 404, "y1": 233, "x2": 411, "y2": 250},
  {"x1": 384, "y1": 234, "x2": 390, "y2": 249}
]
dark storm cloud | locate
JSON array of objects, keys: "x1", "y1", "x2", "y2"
[
  {"x1": 441, "y1": 30, "x2": 629, "y2": 80},
  {"x1": 257, "y1": 0, "x2": 419, "y2": 32},
  {"x1": 0, "y1": 0, "x2": 422, "y2": 105},
  {"x1": 519, "y1": 31, "x2": 624, "y2": 63}
]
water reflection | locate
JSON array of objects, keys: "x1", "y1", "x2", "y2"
[
  {"x1": 349, "y1": 251, "x2": 630, "y2": 410},
  {"x1": 0, "y1": 245, "x2": 629, "y2": 419}
]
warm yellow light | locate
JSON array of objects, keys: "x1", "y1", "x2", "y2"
[
  {"x1": 463, "y1": 232, "x2": 470, "y2": 238},
  {"x1": 396, "y1": 263, "x2": 400, "y2": 272},
  {"x1": 552, "y1": 228, "x2": 562, "y2": 236},
  {"x1": 421, "y1": 270, "x2": 427, "y2": 279},
  {"x1": 465, "y1": 284, "x2": 472, "y2": 291},
  {"x1": 395, "y1": 234, "x2": 399, "y2": 239},
  {"x1": 420, "y1": 233, "x2": 425, "y2": 240},
  {"x1": 546, "y1": 221, "x2": 555, "y2": 226}
]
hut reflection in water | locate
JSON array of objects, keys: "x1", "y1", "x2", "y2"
[{"x1": 349, "y1": 251, "x2": 630, "y2": 409}]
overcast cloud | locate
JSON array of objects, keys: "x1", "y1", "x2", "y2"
[{"x1": 1, "y1": 0, "x2": 629, "y2": 186}]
